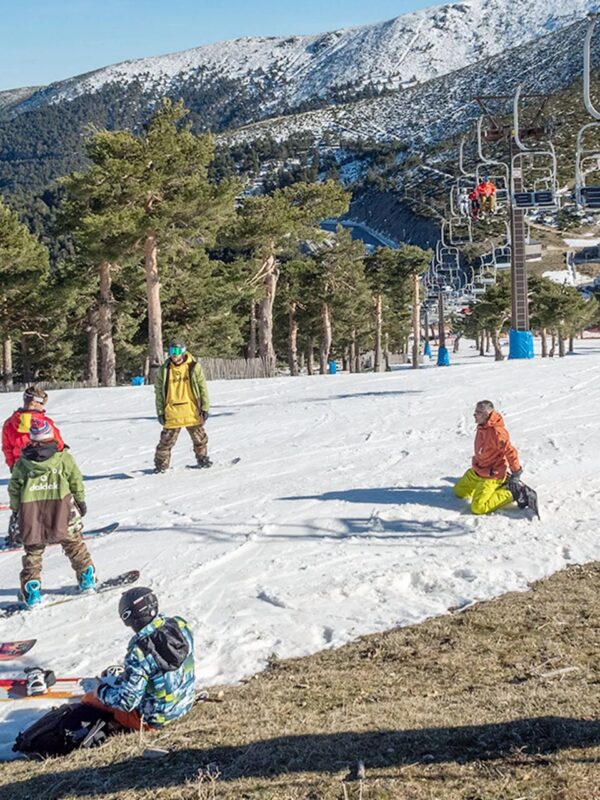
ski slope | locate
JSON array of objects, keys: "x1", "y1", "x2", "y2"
[{"x1": 1, "y1": 339, "x2": 600, "y2": 757}]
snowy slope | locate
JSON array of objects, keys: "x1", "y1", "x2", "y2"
[
  {"x1": 224, "y1": 16, "x2": 598, "y2": 148},
  {"x1": 8, "y1": 0, "x2": 600, "y2": 117},
  {"x1": 1, "y1": 339, "x2": 600, "y2": 757}
]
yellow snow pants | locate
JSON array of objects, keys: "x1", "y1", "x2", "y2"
[{"x1": 454, "y1": 468, "x2": 514, "y2": 515}]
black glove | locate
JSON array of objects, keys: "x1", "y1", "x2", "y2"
[
  {"x1": 158, "y1": 414, "x2": 165, "y2": 426},
  {"x1": 201, "y1": 410, "x2": 209, "y2": 423},
  {"x1": 76, "y1": 500, "x2": 87, "y2": 517}
]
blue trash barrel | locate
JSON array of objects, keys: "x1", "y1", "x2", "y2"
[{"x1": 328, "y1": 361, "x2": 337, "y2": 374}]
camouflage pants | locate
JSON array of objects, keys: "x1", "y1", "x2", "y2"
[
  {"x1": 154, "y1": 424, "x2": 208, "y2": 470},
  {"x1": 20, "y1": 500, "x2": 94, "y2": 592}
]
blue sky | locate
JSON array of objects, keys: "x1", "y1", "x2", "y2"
[{"x1": 0, "y1": 0, "x2": 436, "y2": 91}]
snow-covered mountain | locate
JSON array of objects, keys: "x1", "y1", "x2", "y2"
[
  {"x1": 223, "y1": 15, "x2": 597, "y2": 149},
  {"x1": 6, "y1": 0, "x2": 600, "y2": 118}
]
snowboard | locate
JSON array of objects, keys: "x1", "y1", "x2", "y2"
[
  {"x1": 0, "y1": 522, "x2": 120, "y2": 554},
  {"x1": 125, "y1": 457, "x2": 240, "y2": 477},
  {"x1": 0, "y1": 639, "x2": 36, "y2": 660},
  {"x1": 0, "y1": 676, "x2": 97, "y2": 702},
  {"x1": 0, "y1": 503, "x2": 9, "y2": 511},
  {"x1": 0, "y1": 569, "x2": 139, "y2": 618}
]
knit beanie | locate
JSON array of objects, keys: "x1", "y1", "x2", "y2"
[{"x1": 29, "y1": 418, "x2": 54, "y2": 442}]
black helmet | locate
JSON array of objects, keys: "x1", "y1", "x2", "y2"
[{"x1": 118, "y1": 587, "x2": 158, "y2": 630}]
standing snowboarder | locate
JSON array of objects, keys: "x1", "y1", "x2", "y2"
[
  {"x1": 82, "y1": 587, "x2": 195, "y2": 731},
  {"x1": 454, "y1": 400, "x2": 535, "y2": 515},
  {"x1": 154, "y1": 342, "x2": 211, "y2": 473},
  {"x1": 8, "y1": 418, "x2": 95, "y2": 607},
  {"x1": 2, "y1": 384, "x2": 65, "y2": 470},
  {"x1": 2, "y1": 385, "x2": 66, "y2": 546}
]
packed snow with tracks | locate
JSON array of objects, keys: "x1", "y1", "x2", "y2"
[{"x1": 1, "y1": 338, "x2": 600, "y2": 757}]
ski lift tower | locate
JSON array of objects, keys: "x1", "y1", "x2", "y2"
[
  {"x1": 436, "y1": 283, "x2": 451, "y2": 366},
  {"x1": 474, "y1": 90, "x2": 555, "y2": 359}
]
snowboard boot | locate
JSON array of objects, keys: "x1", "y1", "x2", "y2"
[
  {"x1": 506, "y1": 476, "x2": 540, "y2": 519},
  {"x1": 78, "y1": 565, "x2": 97, "y2": 593},
  {"x1": 154, "y1": 465, "x2": 168, "y2": 474},
  {"x1": 507, "y1": 476, "x2": 528, "y2": 508},
  {"x1": 19, "y1": 580, "x2": 42, "y2": 609},
  {"x1": 196, "y1": 456, "x2": 213, "y2": 469}
]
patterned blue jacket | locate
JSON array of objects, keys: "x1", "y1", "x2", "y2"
[{"x1": 98, "y1": 615, "x2": 195, "y2": 728}]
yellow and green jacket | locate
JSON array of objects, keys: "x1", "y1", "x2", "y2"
[
  {"x1": 154, "y1": 354, "x2": 209, "y2": 429},
  {"x1": 8, "y1": 443, "x2": 85, "y2": 546},
  {"x1": 98, "y1": 615, "x2": 195, "y2": 728}
]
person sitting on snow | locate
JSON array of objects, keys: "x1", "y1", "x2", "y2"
[
  {"x1": 454, "y1": 400, "x2": 530, "y2": 515},
  {"x1": 8, "y1": 417, "x2": 95, "y2": 607},
  {"x1": 82, "y1": 587, "x2": 195, "y2": 731}
]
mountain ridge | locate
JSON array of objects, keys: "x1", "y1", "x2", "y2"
[{"x1": 4, "y1": 0, "x2": 600, "y2": 121}]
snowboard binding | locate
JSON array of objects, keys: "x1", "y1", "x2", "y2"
[
  {"x1": 25, "y1": 667, "x2": 57, "y2": 696},
  {"x1": 100, "y1": 664, "x2": 125, "y2": 687}
]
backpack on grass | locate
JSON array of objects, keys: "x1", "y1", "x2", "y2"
[{"x1": 13, "y1": 702, "x2": 117, "y2": 759}]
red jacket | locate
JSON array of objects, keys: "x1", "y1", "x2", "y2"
[
  {"x1": 472, "y1": 411, "x2": 520, "y2": 481},
  {"x1": 2, "y1": 409, "x2": 65, "y2": 469}
]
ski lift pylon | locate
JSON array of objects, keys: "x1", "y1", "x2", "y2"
[{"x1": 576, "y1": 16, "x2": 600, "y2": 209}]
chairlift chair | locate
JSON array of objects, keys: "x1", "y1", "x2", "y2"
[
  {"x1": 451, "y1": 176, "x2": 476, "y2": 218},
  {"x1": 511, "y1": 85, "x2": 559, "y2": 209},
  {"x1": 447, "y1": 216, "x2": 473, "y2": 245},
  {"x1": 475, "y1": 165, "x2": 509, "y2": 211},
  {"x1": 493, "y1": 245, "x2": 511, "y2": 270},
  {"x1": 511, "y1": 148, "x2": 559, "y2": 209},
  {"x1": 575, "y1": 122, "x2": 600, "y2": 208},
  {"x1": 576, "y1": 17, "x2": 600, "y2": 209},
  {"x1": 480, "y1": 268, "x2": 497, "y2": 285}
]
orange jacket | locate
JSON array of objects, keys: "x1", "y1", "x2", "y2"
[
  {"x1": 477, "y1": 181, "x2": 496, "y2": 197},
  {"x1": 2, "y1": 409, "x2": 65, "y2": 469},
  {"x1": 471, "y1": 411, "x2": 520, "y2": 480}
]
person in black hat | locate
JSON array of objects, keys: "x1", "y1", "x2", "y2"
[{"x1": 82, "y1": 587, "x2": 196, "y2": 730}]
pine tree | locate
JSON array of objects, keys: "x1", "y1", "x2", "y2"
[
  {"x1": 310, "y1": 226, "x2": 368, "y2": 373},
  {"x1": 61, "y1": 99, "x2": 238, "y2": 382},
  {"x1": 0, "y1": 199, "x2": 49, "y2": 385},
  {"x1": 364, "y1": 246, "x2": 421, "y2": 371},
  {"x1": 230, "y1": 181, "x2": 350, "y2": 366}
]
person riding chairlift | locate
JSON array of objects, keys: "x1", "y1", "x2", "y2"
[
  {"x1": 477, "y1": 177, "x2": 497, "y2": 215},
  {"x1": 458, "y1": 187, "x2": 470, "y2": 217},
  {"x1": 468, "y1": 188, "x2": 480, "y2": 220}
]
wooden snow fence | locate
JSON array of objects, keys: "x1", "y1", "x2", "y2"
[
  {"x1": 198, "y1": 357, "x2": 275, "y2": 380},
  {"x1": 0, "y1": 358, "x2": 275, "y2": 392}
]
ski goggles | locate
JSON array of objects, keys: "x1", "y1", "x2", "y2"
[{"x1": 168, "y1": 345, "x2": 186, "y2": 357}]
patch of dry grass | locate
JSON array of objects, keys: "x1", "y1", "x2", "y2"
[{"x1": 1, "y1": 562, "x2": 599, "y2": 799}]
